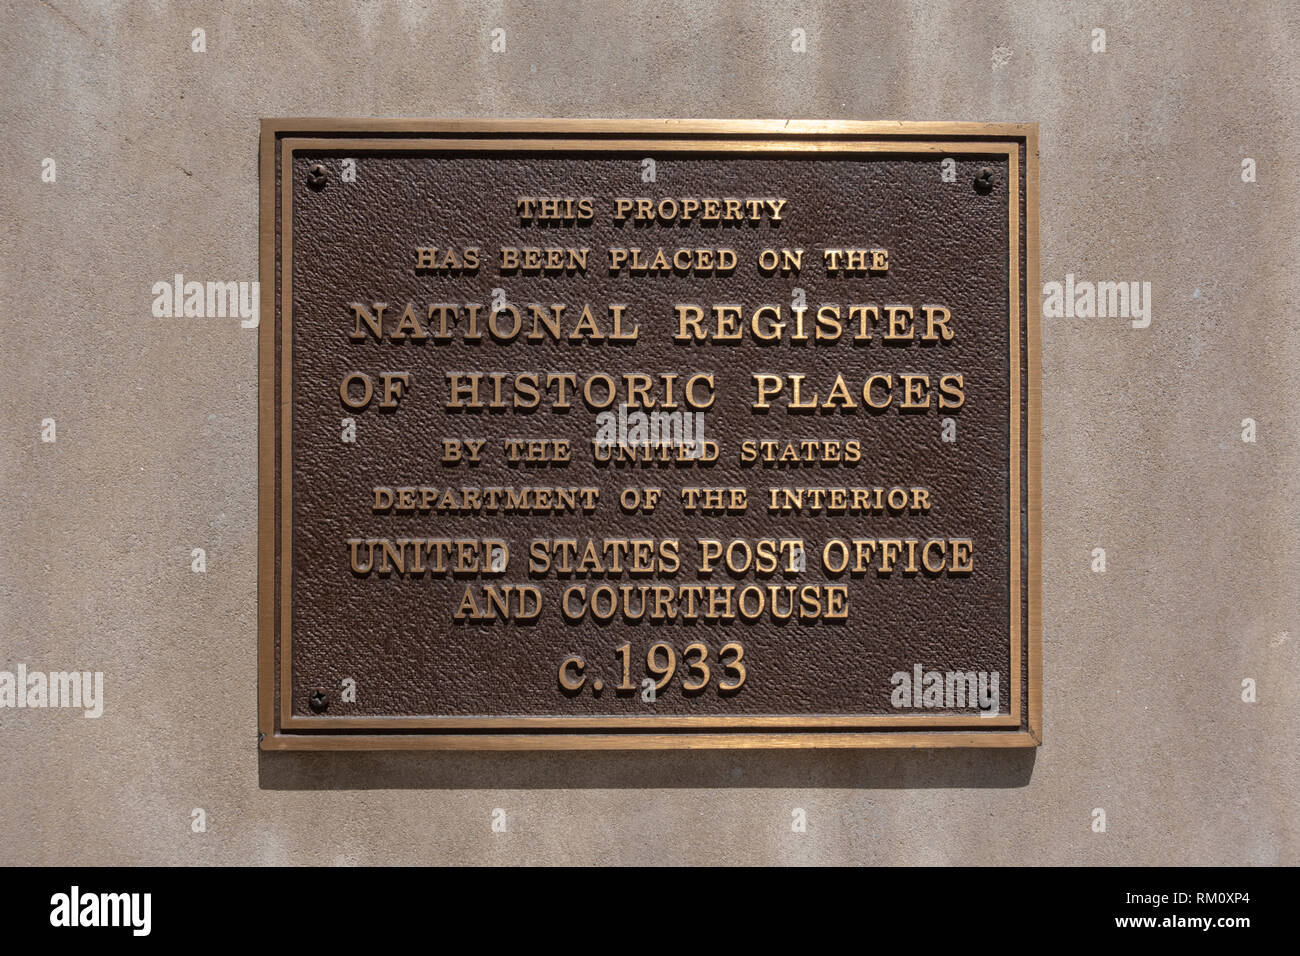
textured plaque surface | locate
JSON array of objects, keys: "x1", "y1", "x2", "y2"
[{"x1": 258, "y1": 120, "x2": 1040, "y2": 750}]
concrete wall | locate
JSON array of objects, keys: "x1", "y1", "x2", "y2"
[{"x1": 1, "y1": 0, "x2": 1295, "y2": 865}]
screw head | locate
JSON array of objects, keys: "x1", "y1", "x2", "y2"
[
  {"x1": 309, "y1": 689, "x2": 329, "y2": 713},
  {"x1": 307, "y1": 163, "x2": 328, "y2": 190},
  {"x1": 974, "y1": 167, "x2": 994, "y2": 193}
]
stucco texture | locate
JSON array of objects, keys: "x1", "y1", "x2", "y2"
[{"x1": 1, "y1": 0, "x2": 1296, "y2": 865}]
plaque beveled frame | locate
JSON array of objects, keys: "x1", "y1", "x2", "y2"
[{"x1": 258, "y1": 119, "x2": 1041, "y2": 751}]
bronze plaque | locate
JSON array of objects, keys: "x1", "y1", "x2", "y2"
[{"x1": 258, "y1": 120, "x2": 1040, "y2": 750}]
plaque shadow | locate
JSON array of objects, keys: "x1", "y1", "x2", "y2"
[{"x1": 257, "y1": 746, "x2": 1036, "y2": 791}]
